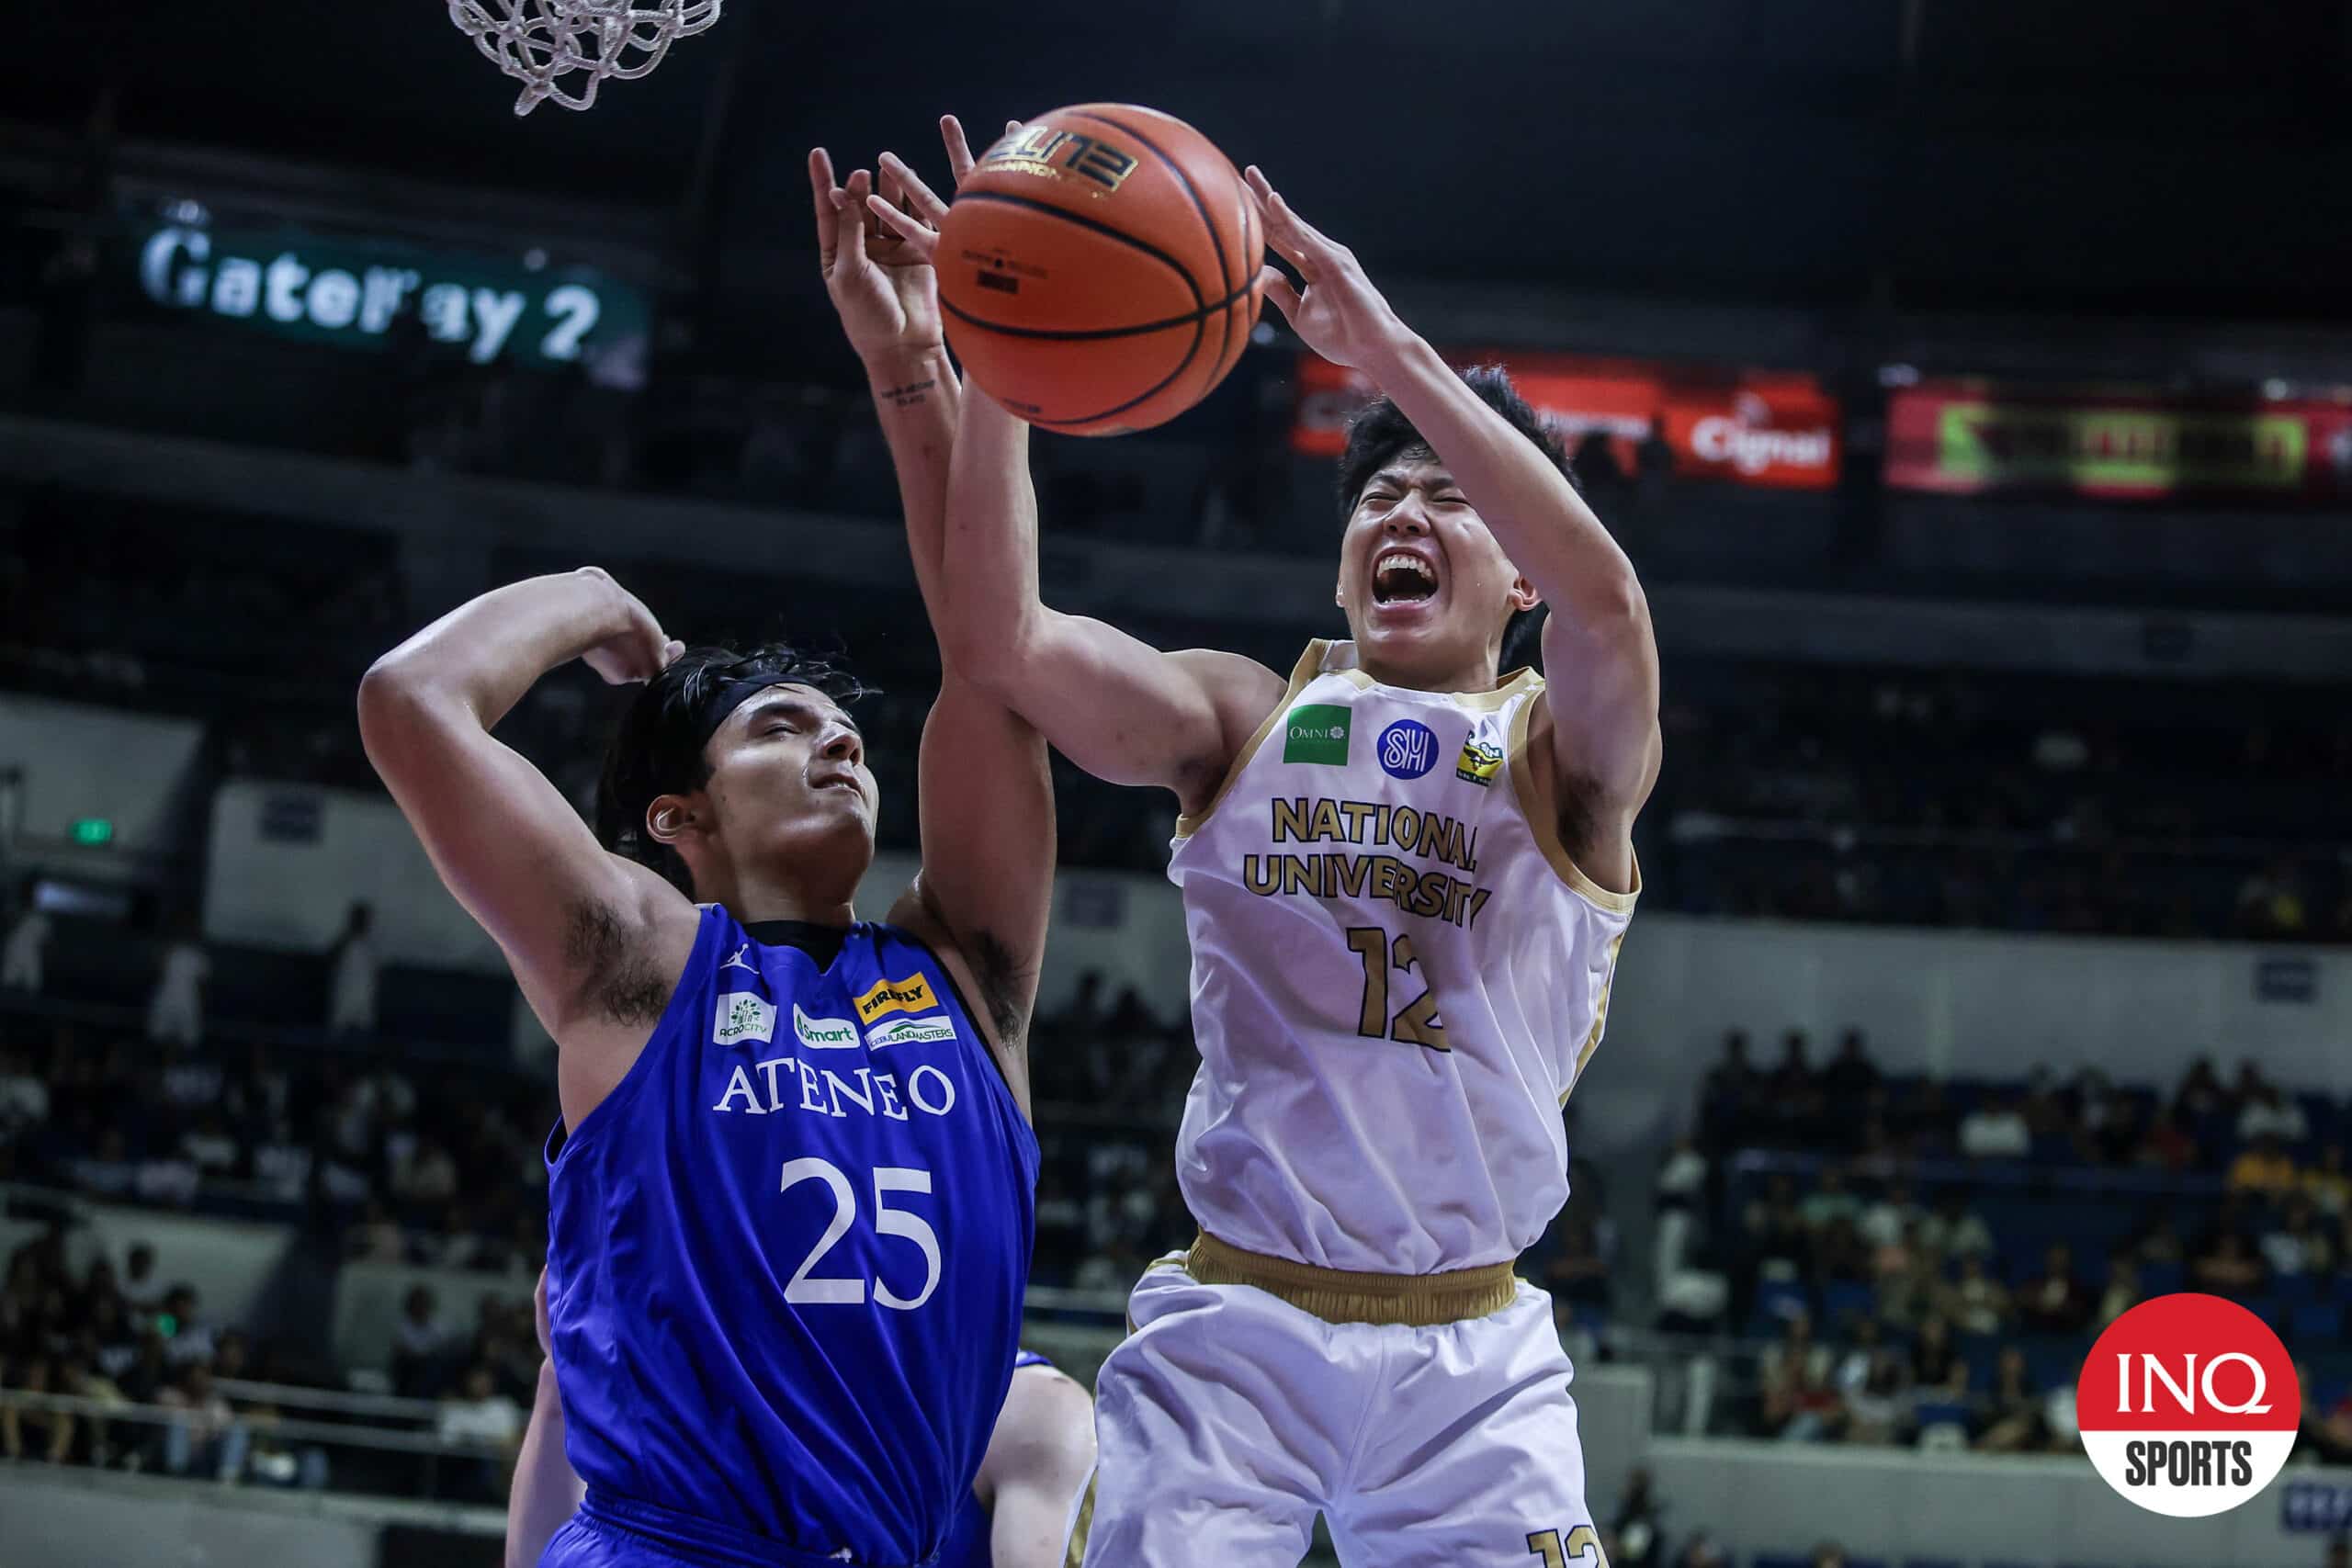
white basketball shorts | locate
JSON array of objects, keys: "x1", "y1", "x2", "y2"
[{"x1": 1072, "y1": 1254, "x2": 1600, "y2": 1568}]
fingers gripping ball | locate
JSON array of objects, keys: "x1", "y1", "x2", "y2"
[{"x1": 937, "y1": 105, "x2": 1264, "y2": 436}]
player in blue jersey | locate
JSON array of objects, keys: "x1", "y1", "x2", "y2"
[
  {"x1": 363, "y1": 118, "x2": 1061, "y2": 1568},
  {"x1": 507, "y1": 1270, "x2": 1097, "y2": 1568}
]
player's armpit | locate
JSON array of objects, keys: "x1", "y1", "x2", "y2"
[
  {"x1": 1537, "y1": 598, "x2": 1661, "y2": 891},
  {"x1": 979, "y1": 1366, "x2": 1098, "y2": 1568}
]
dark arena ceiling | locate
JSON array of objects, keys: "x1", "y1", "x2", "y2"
[{"x1": 18, "y1": 0, "x2": 2352, "y2": 366}]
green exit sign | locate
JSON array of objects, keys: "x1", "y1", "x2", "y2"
[{"x1": 70, "y1": 818, "x2": 114, "y2": 845}]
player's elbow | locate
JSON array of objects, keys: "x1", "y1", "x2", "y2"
[
  {"x1": 944, "y1": 605, "x2": 1052, "y2": 703},
  {"x1": 356, "y1": 654, "x2": 458, "y2": 770}
]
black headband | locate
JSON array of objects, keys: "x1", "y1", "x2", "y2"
[{"x1": 690, "y1": 678, "x2": 788, "y2": 754}]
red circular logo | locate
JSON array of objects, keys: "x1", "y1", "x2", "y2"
[{"x1": 2077, "y1": 1293, "x2": 2300, "y2": 1517}]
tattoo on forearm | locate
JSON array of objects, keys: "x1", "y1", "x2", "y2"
[{"x1": 878, "y1": 378, "x2": 935, "y2": 410}]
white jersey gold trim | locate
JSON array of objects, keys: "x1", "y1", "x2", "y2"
[{"x1": 1168, "y1": 640, "x2": 1636, "y2": 1274}]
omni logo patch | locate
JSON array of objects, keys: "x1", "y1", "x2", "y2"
[{"x1": 2077, "y1": 1292, "x2": 2298, "y2": 1517}]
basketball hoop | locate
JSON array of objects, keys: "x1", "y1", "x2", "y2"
[{"x1": 447, "y1": 0, "x2": 723, "y2": 115}]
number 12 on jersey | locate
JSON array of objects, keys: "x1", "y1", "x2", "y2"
[
  {"x1": 1344, "y1": 927, "x2": 1450, "y2": 1052},
  {"x1": 1529, "y1": 1526, "x2": 1607, "y2": 1567}
]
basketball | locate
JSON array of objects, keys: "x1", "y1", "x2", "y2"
[{"x1": 936, "y1": 104, "x2": 1264, "y2": 436}]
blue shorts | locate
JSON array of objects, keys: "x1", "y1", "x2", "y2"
[{"x1": 540, "y1": 1489, "x2": 909, "y2": 1568}]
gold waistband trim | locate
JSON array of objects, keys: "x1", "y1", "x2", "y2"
[{"x1": 1184, "y1": 1232, "x2": 1520, "y2": 1326}]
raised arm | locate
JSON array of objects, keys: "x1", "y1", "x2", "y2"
[
  {"x1": 862, "y1": 171, "x2": 1286, "y2": 818},
  {"x1": 1247, "y1": 167, "x2": 1658, "y2": 886},
  {"x1": 356, "y1": 570, "x2": 701, "y2": 1122},
  {"x1": 812, "y1": 119, "x2": 1059, "y2": 1066},
  {"x1": 938, "y1": 389, "x2": 1284, "y2": 814}
]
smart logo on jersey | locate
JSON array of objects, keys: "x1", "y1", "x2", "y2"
[
  {"x1": 792, "y1": 1003, "x2": 861, "y2": 1050},
  {"x1": 1283, "y1": 705, "x2": 1351, "y2": 765},
  {"x1": 2077, "y1": 1292, "x2": 2299, "y2": 1517},
  {"x1": 854, "y1": 974, "x2": 940, "y2": 1025},
  {"x1": 713, "y1": 991, "x2": 776, "y2": 1046},
  {"x1": 1456, "y1": 734, "x2": 1505, "y2": 787},
  {"x1": 865, "y1": 1015, "x2": 958, "y2": 1050},
  {"x1": 1377, "y1": 719, "x2": 1439, "y2": 781}
]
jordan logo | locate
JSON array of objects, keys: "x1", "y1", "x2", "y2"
[{"x1": 720, "y1": 945, "x2": 759, "y2": 976}]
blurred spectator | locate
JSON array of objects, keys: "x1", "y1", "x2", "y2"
[
  {"x1": 2308, "y1": 1145, "x2": 2351, "y2": 1217},
  {"x1": 1672, "y1": 1535, "x2": 1728, "y2": 1568},
  {"x1": 120, "y1": 1244, "x2": 164, "y2": 1313},
  {"x1": 394, "y1": 1138, "x2": 460, "y2": 1207},
  {"x1": 1840, "y1": 1351, "x2": 1905, "y2": 1446},
  {"x1": 436, "y1": 1362, "x2": 523, "y2": 1501},
  {"x1": 1939, "y1": 1253, "x2": 2010, "y2": 1336},
  {"x1": 1822, "y1": 1029, "x2": 1880, "y2": 1106},
  {"x1": 1609, "y1": 1466, "x2": 1664, "y2": 1568},
  {"x1": 1541, "y1": 1215, "x2": 1611, "y2": 1308},
  {"x1": 1799, "y1": 1166, "x2": 1861, "y2": 1234},
  {"x1": 1906, "y1": 1315, "x2": 1963, "y2": 1393},
  {"x1": 1, "y1": 1354, "x2": 74, "y2": 1462},
  {"x1": 146, "y1": 919, "x2": 210, "y2": 1046},
  {"x1": 2261, "y1": 1198, "x2": 2333, "y2": 1279},
  {"x1": 349, "y1": 1200, "x2": 407, "y2": 1264},
  {"x1": 2, "y1": 891, "x2": 49, "y2": 992},
  {"x1": 0, "y1": 1046, "x2": 50, "y2": 1135},
  {"x1": 2238, "y1": 1085, "x2": 2310, "y2": 1145},
  {"x1": 1811, "y1": 1546, "x2": 1848, "y2": 1568},
  {"x1": 2095, "y1": 1253, "x2": 2141, "y2": 1327},
  {"x1": 160, "y1": 1361, "x2": 246, "y2": 1480},
  {"x1": 2175, "y1": 1058, "x2": 2228, "y2": 1120},
  {"x1": 2016, "y1": 1243, "x2": 2091, "y2": 1335},
  {"x1": 391, "y1": 1286, "x2": 448, "y2": 1401},
  {"x1": 1657, "y1": 1136, "x2": 1708, "y2": 1212},
  {"x1": 158, "y1": 1285, "x2": 217, "y2": 1366},
  {"x1": 2191, "y1": 1230, "x2": 2267, "y2": 1294},
  {"x1": 60, "y1": 1351, "x2": 127, "y2": 1467},
  {"x1": 1959, "y1": 1093, "x2": 2030, "y2": 1159},
  {"x1": 327, "y1": 902, "x2": 380, "y2": 1037},
  {"x1": 1919, "y1": 1190, "x2": 1995, "y2": 1259},
  {"x1": 1975, "y1": 1347, "x2": 2046, "y2": 1452},
  {"x1": 2236, "y1": 856, "x2": 2309, "y2": 938},
  {"x1": 2229, "y1": 1134, "x2": 2300, "y2": 1196}
]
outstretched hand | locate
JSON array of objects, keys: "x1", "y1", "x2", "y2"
[
  {"x1": 865, "y1": 117, "x2": 1022, "y2": 268},
  {"x1": 1244, "y1": 165, "x2": 1417, "y2": 377},
  {"x1": 813, "y1": 116, "x2": 1014, "y2": 366}
]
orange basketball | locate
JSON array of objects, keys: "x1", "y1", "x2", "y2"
[{"x1": 937, "y1": 105, "x2": 1263, "y2": 437}]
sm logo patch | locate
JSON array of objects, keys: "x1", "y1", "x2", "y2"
[
  {"x1": 1378, "y1": 719, "x2": 1439, "y2": 781},
  {"x1": 855, "y1": 974, "x2": 940, "y2": 1024}
]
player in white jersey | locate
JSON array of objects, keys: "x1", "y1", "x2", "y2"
[{"x1": 872, "y1": 159, "x2": 1657, "y2": 1566}]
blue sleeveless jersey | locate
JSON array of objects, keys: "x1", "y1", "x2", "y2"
[
  {"x1": 937, "y1": 1351, "x2": 1057, "y2": 1568},
  {"x1": 544, "y1": 908, "x2": 1038, "y2": 1565}
]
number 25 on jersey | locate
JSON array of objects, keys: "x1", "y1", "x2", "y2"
[{"x1": 780, "y1": 1157, "x2": 941, "y2": 1309}]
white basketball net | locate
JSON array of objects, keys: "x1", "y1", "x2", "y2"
[{"x1": 447, "y1": 0, "x2": 723, "y2": 115}]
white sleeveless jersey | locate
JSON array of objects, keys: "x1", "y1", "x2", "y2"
[{"x1": 1167, "y1": 640, "x2": 1636, "y2": 1274}]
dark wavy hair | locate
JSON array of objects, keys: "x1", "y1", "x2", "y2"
[
  {"x1": 594, "y1": 643, "x2": 870, "y2": 896},
  {"x1": 1332, "y1": 364, "x2": 1572, "y2": 674}
]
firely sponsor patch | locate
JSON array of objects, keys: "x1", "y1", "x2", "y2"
[{"x1": 855, "y1": 974, "x2": 939, "y2": 1024}]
